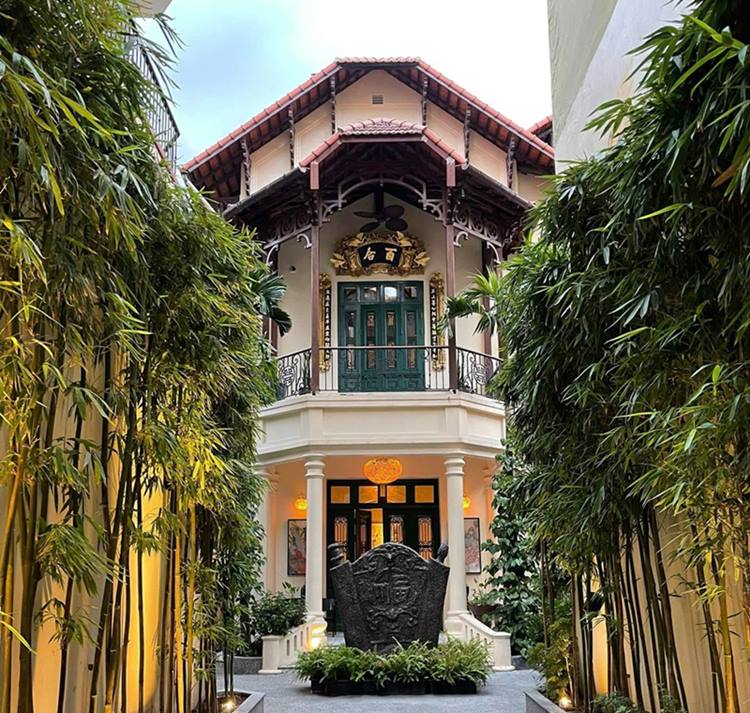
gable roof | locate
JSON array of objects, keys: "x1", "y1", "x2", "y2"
[
  {"x1": 184, "y1": 58, "x2": 555, "y2": 201},
  {"x1": 298, "y1": 118, "x2": 466, "y2": 168}
]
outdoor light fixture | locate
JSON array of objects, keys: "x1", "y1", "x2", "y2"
[
  {"x1": 364, "y1": 457, "x2": 403, "y2": 485},
  {"x1": 221, "y1": 698, "x2": 237, "y2": 713},
  {"x1": 559, "y1": 695, "x2": 573, "y2": 710},
  {"x1": 463, "y1": 496, "x2": 471, "y2": 510},
  {"x1": 294, "y1": 495, "x2": 308, "y2": 512}
]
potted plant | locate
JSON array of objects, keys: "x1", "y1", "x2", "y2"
[
  {"x1": 253, "y1": 584, "x2": 306, "y2": 638},
  {"x1": 294, "y1": 647, "x2": 328, "y2": 693},
  {"x1": 379, "y1": 642, "x2": 430, "y2": 695},
  {"x1": 468, "y1": 582, "x2": 500, "y2": 625},
  {"x1": 429, "y1": 638, "x2": 492, "y2": 694}
]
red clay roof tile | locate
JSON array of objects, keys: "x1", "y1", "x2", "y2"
[{"x1": 184, "y1": 57, "x2": 553, "y2": 189}]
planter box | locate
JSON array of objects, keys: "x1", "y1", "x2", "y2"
[
  {"x1": 233, "y1": 655, "x2": 262, "y2": 675},
  {"x1": 322, "y1": 679, "x2": 365, "y2": 696},
  {"x1": 468, "y1": 603, "x2": 498, "y2": 622},
  {"x1": 431, "y1": 680, "x2": 478, "y2": 695},
  {"x1": 525, "y1": 689, "x2": 567, "y2": 713},
  {"x1": 312, "y1": 679, "x2": 478, "y2": 696},
  {"x1": 217, "y1": 688, "x2": 265, "y2": 713},
  {"x1": 377, "y1": 681, "x2": 426, "y2": 696}
]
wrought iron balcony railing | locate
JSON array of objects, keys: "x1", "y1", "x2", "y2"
[
  {"x1": 125, "y1": 29, "x2": 180, "y2": 171},
  {"x1": 273, "y1": 345, "x2": 501, "y2": 402}
]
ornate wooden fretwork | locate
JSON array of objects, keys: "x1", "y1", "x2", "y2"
[
  {"x1": 421, "y1": 77, "x2": 428, "y2": 126},
  {"x1": 429, "y1": 272, "x2": 446, "y2": 370},
  {"x1": 241, "y1": 138, "x2": 251, "y2": 198},
  {"x1": 320, "y1": 173, "x2": 444, "y2": 225},
  {"x1": 330, "y1": 76, "x2": 337, "y2": 133},
  {"x1": 330, "y1": 231, "x2": 429, "y2": 276},
  {"x1": 288, "y1": 108, "x2": 295, "y2": 169},
  {"x1": 451, "y1": 202, "x2": 507, "y2": 263},
  {"x1": 463, "y1": 108, "x2": 471, "y2": 163},
  {"x1": 319, "y1": 273, "x2": 332, "y2": 371},
  {"x1": 506, "y1": 138, "x2": 517, "y2": 190}
]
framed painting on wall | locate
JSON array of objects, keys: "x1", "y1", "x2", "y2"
[
  {"x1": 287, "y1": 519, "x2": 307, "y2": 576},
  {"x1": 464, "y1": 517, "x2": 481, "y2": 574}
]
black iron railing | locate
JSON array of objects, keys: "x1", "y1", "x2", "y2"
[
  {"x1": 276, "y1": 349, "x2": 312, "y2": 400},
  {"x1": 125, "y1": 29, "x2": 180, "y2": 171},
  {"x1": 274, "y1": 345, "x2": 501, "y2": 401}
]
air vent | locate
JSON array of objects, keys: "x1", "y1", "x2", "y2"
[{"x1": 372, "y1": 94, "x2": 384, "y2": 105}]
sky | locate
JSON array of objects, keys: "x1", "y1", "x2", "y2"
[{"x1": 144, "y1": 0, "x2": 553, "y2": 163}]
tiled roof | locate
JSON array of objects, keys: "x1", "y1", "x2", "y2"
[
  {"x1": 528, "y1": 115, "x2": 553, "y2": 137},
  {"x1": 298, "y1": 120, "x2": 466, "y2": 168},
  {"x1": 338, "y1": 118, "x2": 423, "y2": 135},
  {"x1": 185, "y1": 58, "x2": 555, "y2": 198}
]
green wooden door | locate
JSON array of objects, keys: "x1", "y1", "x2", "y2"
[{"x1": 338, "y1": 282, "x2": 424, "y2": 392}]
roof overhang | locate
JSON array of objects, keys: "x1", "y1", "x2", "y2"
[{"x1": 185, "y1": 58, "x2": 554, "y2": 201}]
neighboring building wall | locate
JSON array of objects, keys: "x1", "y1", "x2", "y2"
[{"x1": 548, "y1": 0, "x2": 686, "y2": 164}]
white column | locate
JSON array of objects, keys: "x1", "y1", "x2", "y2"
[
  {"x1": 304, "y1": 455, "x2": 327, "y2": 641},
  {"x1": 444, "y1": 455, "x2": 468, "y2": 636}
]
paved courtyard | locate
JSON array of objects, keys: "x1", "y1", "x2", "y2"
[{"x1": 231, "y1": 668, "x2": 542, "y2": 712}]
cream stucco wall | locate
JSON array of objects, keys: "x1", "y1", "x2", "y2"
[
  {"x1": 263, "y1": 452, "x2": 497, "y2": 597},
  {"x1": 246, "y1": 69, "x2": 525, "y2": 200},
  {"x1": 276, "y1": 195, "x2": 487, "y2": 360},
  {"x1": 336, "y1": 69, "x2": 422, "y2": 127}
]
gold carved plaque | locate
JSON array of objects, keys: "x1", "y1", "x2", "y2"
[
  {"x1": 429, "y1": 273, "x2": 446, "y2": 370},
  {"x1": 319, "y1": 273, "x2": 332, "y2": 372},
  {"x1": 330, "y1": 231, "x2": 429, "y2": 276}
]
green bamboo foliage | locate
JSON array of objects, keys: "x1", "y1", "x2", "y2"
[
  {"x1": 447, "y1": 1, "x2": 750, "y2": 711},
  {"x1": 0, "y1": 2, "x2": 286, "y2": 712}
]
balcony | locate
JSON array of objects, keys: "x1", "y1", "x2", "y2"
[
  {"x1": 274, "y1": 345, "x2": 501, "y2": 401},
  {"x1": 125, "y1": 28, "x2": 180, "y2": 171}
]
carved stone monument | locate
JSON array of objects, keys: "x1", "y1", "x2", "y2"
[{"x1": 328, "y1": 541, "x2": 450, "y2": 652}]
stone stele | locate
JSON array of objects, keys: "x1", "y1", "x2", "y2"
[{"x1": 328, "y1": 541, "x2": 450, "y2": 652}]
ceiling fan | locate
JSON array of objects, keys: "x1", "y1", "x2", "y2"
[{"x1": 355, "y1": 188, "x2": 408, "y2": 233}]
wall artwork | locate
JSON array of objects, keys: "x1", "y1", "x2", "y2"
[
  {"x1": 464, "y1": 517, "x2": 481, "y2": 574},
  {"x1": 287, "y1": 519, "x2": 307, "y2": 576}
]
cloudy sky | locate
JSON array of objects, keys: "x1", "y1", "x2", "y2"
[{"x1": 145, "y1": 0, "x2": 552, "y2": 163}]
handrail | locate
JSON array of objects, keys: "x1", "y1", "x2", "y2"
[
  {"x1": 457, "y1": 612, "x2": 513, "y2": 672},
  {"x1": 274, "y1": 345, "x2": 501, "y2": 401},
  {"x1": 124, "y1": 27, "x2": 180, "y2": 171},
  {"x1": 259, "y1": 620, "x2": 315, "y2": 674}
]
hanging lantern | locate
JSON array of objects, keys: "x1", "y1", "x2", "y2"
[
  {"x1": 364, "y1": 457, "x2": 403, "y2": 485},
  {"x1": 294, "y1": 495, "x2": 308, "y2": 512}
]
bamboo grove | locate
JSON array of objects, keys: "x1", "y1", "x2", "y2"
[
  {"x1": 0, "y1": 2, "x2": 287, "y2": 712},
  {"x1": 447, "y1": 1, "x2": 750, "y2": 711}
]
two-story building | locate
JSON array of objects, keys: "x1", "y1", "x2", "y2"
[{"x1": 184, "y1": 58, "x2": 553, "y2": 655}]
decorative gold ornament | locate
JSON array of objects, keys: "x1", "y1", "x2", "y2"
[
  {"x1": 330, "y1": 231, "x2": 429, "y2": 276},
  {"x1": 429, "y1": 272, "x2": 446, "y2": 370},
  {"x1": 319, "y1": 273, "x2": 332, "y2": 372},
  {"x1": 294, "y1": 495, "x2": 308, "y2": 512},
  {"x1": 363, "y1": 457, "x2": 403, "y2": 485}
]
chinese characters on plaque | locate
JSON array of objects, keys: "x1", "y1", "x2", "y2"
[{"x1": 330, "y1": 231, "x2": 429, "y2": 277}]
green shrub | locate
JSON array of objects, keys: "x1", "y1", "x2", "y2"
[
  {"x1": 250, "y1": 586, "x2": 306, "y2": 637},
  {"x1": 429, "y1": 638, "x2": 492, "y2": 685},
  {"x1": 293, "y1": 639, "x2": 492, "y2": 687},
  {"x1": 526, "y1": 616, "x2": 571, "y2": 702},
  {"x1": 383, "y1": 642, "x2": 432, "y2": 683},
  {"x1": 592, "y1": 693, "x2": 645, "y2": 713}
]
